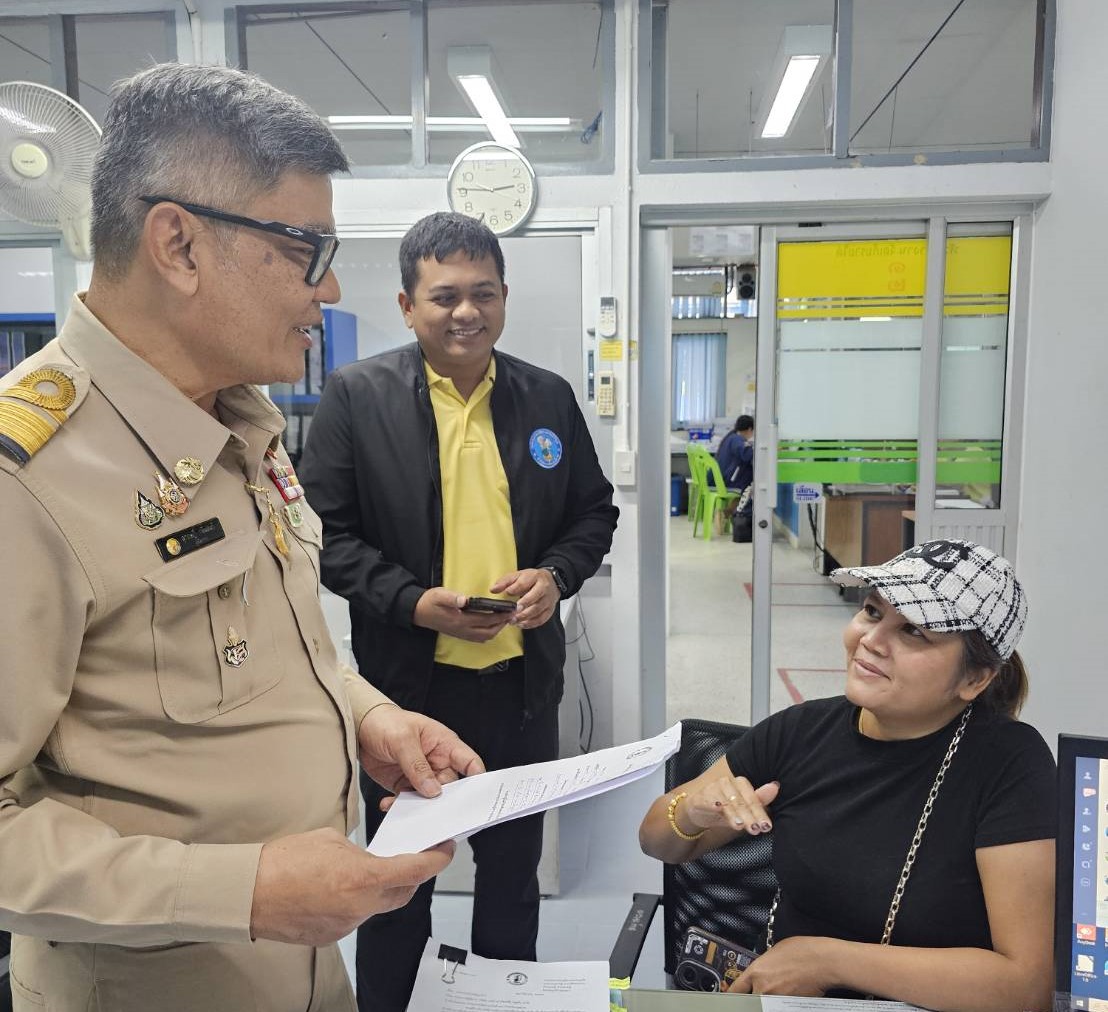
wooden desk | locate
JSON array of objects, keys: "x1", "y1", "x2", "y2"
[{"x1": 823, "y1": 493, "x2": 915, "y2": 571}]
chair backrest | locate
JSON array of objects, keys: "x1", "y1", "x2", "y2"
[
  {"x1": 685, "y1": 444, "x2": 710, "y2": 491},
  {"x1": 662, "y1": 718, "x2": 777, "y2": 975},
  {"x1": 700, "y1": 450, "x2": 732, "y2": 491}
]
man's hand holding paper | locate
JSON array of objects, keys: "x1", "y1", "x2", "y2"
[{"x1": 368, "y1": 724, "x2": 681, "y2": 857}]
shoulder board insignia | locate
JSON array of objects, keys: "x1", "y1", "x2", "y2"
[{"x1": 0, "y1": 366, "x2": 85, "y2": 466}]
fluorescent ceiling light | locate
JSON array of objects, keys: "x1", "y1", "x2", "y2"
[
  {"x1": 327, "y1": 115, "x2": 576, "y2": 134},
  {"x1": 761, "y1": 56, "x2": 821, "y2": 139},
  {"x1": 758, "y1": 25, "x2": 832, "y2": 140},
  {"x1": 448, "y1": 46, "x2": 521, "y2": 148},
  {"x1": 455, "y1": 74, "x2": 519, "y2": 148}
]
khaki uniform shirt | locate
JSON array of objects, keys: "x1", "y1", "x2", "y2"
[{"x1": 0, "y1": 296, "x2": 387, "y2": 1011}]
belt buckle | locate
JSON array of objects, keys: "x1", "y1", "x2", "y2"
[{"x1": 480, "y1": 659, "x2": 509, "y2": 675}]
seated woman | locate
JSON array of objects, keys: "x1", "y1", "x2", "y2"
[{"x1": 639, "y1": 540, "x2": 1055, "y2": 1012}]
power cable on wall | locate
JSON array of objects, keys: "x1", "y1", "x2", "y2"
[{"x1": 565, "y1": 601, "x2": 596, "y2": 753}]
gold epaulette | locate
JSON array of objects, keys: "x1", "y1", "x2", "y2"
[{"x1": 0, "y1": 365, "x2": 85, "y2": 467}]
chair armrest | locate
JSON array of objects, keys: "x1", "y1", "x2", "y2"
[{"x1": 609, "y1": 892, "x2": 662, "y2": 981}]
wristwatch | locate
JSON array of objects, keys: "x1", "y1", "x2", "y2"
[{"x1": 541, "y1": 565, "x2": 569, "y2": 598}]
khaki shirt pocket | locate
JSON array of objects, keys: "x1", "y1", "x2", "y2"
[{"x1": 143, "y1": 530, "x2": 282, "y2": 724}]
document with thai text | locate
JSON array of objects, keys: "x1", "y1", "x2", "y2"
[
  {"x1": 368, "y1": 723, "x2": 681, "y2": 857},
  {"x1": 408, "y1": 939, "x2": 609, "y2": 1012}
]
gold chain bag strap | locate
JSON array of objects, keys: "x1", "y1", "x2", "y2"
[{"x1": 765, "y1": 704, "x2": 973, "y2": 951}]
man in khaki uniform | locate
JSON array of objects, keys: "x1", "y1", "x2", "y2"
[{"x1": 0, "y1": 64, "x2": 483, "y2": 1012}]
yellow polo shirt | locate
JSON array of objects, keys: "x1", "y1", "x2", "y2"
[{"x1": 427, "y1": 357, "x2": 523, "y2": 668}]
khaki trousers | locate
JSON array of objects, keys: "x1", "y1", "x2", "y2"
[{"x1": 9, "y1": 933, "x2": 354, "y2": 1012}]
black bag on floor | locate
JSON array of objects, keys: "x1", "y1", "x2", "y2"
[{"x1": 731, "y1": 514, "x2": 753, "y2": 543}]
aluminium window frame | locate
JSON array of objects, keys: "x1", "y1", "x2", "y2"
[
  {"x1": 234, "y1": 0, "x2": 616, "y2": 178},
  {"x1": 638, "y1": 0, "x2": 1055, "y2": 174}
]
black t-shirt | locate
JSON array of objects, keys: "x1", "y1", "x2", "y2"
[{"x1": 725, "y1": 696, "x2": 1056, "y2": 950}]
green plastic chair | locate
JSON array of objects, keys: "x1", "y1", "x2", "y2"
[
  {"x1": 684, "y1": 445, "x2": 706, "y2": 524},
  {"x1": 691, "y1": 446, "x2": 742, "y2": 541}
]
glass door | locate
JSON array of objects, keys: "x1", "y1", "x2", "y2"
[{"x1": 750, "y1": 220, "x2": 1021, "y2": 722}]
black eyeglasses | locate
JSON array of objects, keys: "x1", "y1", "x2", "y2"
[{"x1": 139, "y1": 195, "x2": 340, "y2": 286}]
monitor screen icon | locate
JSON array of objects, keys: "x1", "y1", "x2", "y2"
[
  {"x1": 1077, "y1": 923, "x2": 1096, "y2": 941},
  {"x1": 1077, "y1": 953, "x2": 1094, "y2": 973},
  {"x1": 1083, "y1": 787, "x2": 1097, "y2": 797}
]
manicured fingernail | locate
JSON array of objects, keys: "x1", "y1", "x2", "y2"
[{"x1": 760, "y1": 821, "x2": 772, "y2": 831}]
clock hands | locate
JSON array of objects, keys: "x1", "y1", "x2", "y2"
[{"x1": 468, "y1": 183, "x2": 518, "y2": 193}]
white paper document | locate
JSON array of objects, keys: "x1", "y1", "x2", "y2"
[
  {"x1": 408, "y1": 938, "x2": 609, "y2": 1012},
  {"x1": 368, "y1": 723, "x2": 681, "y2": 857},
  {"x1": 761, "y1": 998, "x2": 928, "y2": 1012}
]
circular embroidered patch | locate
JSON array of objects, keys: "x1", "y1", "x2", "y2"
[{"x1": 529, "y1": 428, "x2": 562, "y2": 469}]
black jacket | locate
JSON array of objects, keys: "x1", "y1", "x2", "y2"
[{"x1": 299, "y1": 343, "x2": 619, "y2": 717}]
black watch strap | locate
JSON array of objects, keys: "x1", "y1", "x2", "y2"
[{"x1": 542, "y1": 565, "x2": 569, "y2": 598}]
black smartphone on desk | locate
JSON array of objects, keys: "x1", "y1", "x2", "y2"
[{"x1": 461, "y1": 596, "x2": 517, "y2": 614}]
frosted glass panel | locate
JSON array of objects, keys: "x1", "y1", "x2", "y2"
[
  {"x1": 778, "y1": 319, "x2": 921, "y2": 439},
  {"x1": 937, "y1": 317, "x2": 1006, "y2": 440},
  {"x1": 934, "y1": 232, "x2": 1011, "y2": 508}
]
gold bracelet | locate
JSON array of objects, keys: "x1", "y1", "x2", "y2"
[{"x1": 666, "y1": 791, "x2": 705, "y2": 841}]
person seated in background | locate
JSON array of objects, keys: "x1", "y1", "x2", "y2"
[
  {"x1": 639, "y1": 540, "x2": 1056, "y2": 1012},
  {"x1": 714, "y1": 415, "x2": 754, "y2": 538},
  {"x1": 715, "y1": 414, "x2": 754, "y2": 496}
]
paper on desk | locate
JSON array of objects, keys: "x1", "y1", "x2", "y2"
[
  {"x1": 368, "y1": 723, "x2": 681, "y2": 857},
  {"x1": 761, "y1": 998, "x2": 928, "y2": 1012},
  {"x1": 409, "y1": 938, "x2": 609, "y2": 1012}
]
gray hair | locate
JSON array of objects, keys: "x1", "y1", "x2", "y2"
[{"x1": 90, "y1": 63, "x2": 349, "y2": 278}]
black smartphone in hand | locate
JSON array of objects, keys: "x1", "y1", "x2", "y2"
[{"x1": 461, "y1": 596, "x2": 517, "y2": 614}]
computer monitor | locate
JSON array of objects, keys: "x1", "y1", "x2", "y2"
[{"x1": 1055, "y1": 733, "x2": 1108, "y2": 1012}]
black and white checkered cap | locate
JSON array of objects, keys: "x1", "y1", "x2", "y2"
[{"x1": 830, "y1": 539, "x2": 1027, "y2": 659}]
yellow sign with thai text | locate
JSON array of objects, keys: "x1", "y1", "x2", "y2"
[{"x1": 777, "y1": 236, "x2": 1011, "y2": 318}]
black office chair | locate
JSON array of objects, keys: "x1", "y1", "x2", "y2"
[
  {"x1": 1, "y1": 929, "x2": 12, "y2": 1012},
  {"x1": 610, "y1": 718, "x2": 777, "y2": 987}
]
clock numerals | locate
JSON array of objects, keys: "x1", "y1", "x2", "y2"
[{"x1": 447, "y1": 142, "x2": 536, "y2": 236}]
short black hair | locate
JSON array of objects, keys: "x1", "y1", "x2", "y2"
[
  {"x1": 735, "y1": 415, "x2": 755, "y2": 432},
  {"x1": 399, "y1": 212, "x2": 506, "y2": 296},
  {"x1": 91, "y1": 63, "x2": 348, "y2": 279}
]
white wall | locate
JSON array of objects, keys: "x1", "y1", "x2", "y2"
[
  {"x1": 1015, "y1": 0, "x2": 1108, "y2": 748},
  {"x1": 0, "y1": 247, "x2": 54, "y2": 314}
]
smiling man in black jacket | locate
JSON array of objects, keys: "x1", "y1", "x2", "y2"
[{"x1": 299, "y1": 211, "x2": 619, "y2": 1011}]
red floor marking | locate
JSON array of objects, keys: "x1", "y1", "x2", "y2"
[{"x1": 776, "y1": 667, "x2": 846, "y2": 704}]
